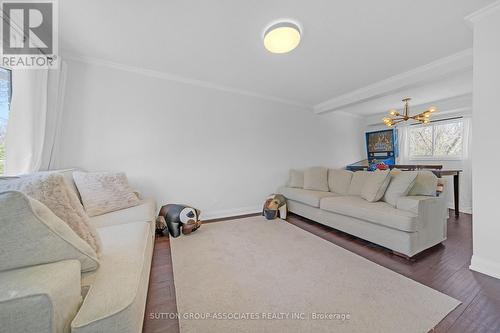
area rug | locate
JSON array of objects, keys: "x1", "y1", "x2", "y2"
[{"x1": 170, "y1": 216, "x2": 460, "y2": 333}]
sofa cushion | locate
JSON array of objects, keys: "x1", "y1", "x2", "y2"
[
  {"x1": 54, "y1": 168, "x2": 83, "y2": 202},
  {"x1": 0, "y1": 260, "x2": 82, "y2": 333},
  {"x1": 0, "y1": 172, "x2": 102, "y2": 254},
  {"x1": 277, "y1": 186, "x2": 337, "y2": 208},
  {"x1": 287, "y1": 169, "x2": 304, "y2": 188},
  {"x1": 383, "y1": 171, "x2": 418, "y2": 207},
  {"x1": 89, "y1": 198, "x2": 157, "y2": 228},
  {"x1": 303, "y1": 167, "x2": 329, "y2": 192},
  {"x1": 320, "y1": 196, "x2": 418, "y2": 232},
  {"x1": 73, "y1": 171, "x2": 141, "y2": 217},
  {"x1": 409, "y1": 171, "x2": 438, "y2": 196},
  {"x1": 0, "y1": 191, "x2": 99, "y2": 272},
  {"x1": 347, "y1": 171, "x2": 370, "y2": 196},
  {"x1": 73, "y1": 220, "x2": 154, "y2": 333},
  {"x1": 328, "y1": 169, "x2": 353, "y2": 195},
  {"x1": 361, "y1": 171, "x2": 391, "y2": 202}
]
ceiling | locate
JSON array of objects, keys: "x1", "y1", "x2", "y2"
[
  {"x1": 59, "y1": 0, "x2": 493, "y2": 108},
  {"x1": 334, "y1": 70, "x2": 473, "y2": 116}
]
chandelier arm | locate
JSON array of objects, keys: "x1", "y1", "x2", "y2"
[
  {"x1": 412, "y1": 112, "x2": 427, "y2": 119},
  {"x1": 383, "y1": 98, "x2": 437, "y2": 127}
]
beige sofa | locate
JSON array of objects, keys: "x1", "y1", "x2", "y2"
[
  {"x1": 278, "y1": 168, "x2": 448, "y2": 257},
  {"x1": 0, "y1": 170, "x2": 156, "y2": 333}
]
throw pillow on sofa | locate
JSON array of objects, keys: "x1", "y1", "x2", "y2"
[
  {"x1": 0, "y1": 191, "x2": 99, "y2": 272},
  {"x1": 348, "y1": 171, "x2": 370, "y2": 196},
  {"x1": 73, "y1": 171, "x2": 141, "y2": 217},
  {"x1": 303, "y1": 167, "x2": 329, "y2": 192},
  {"x1": 383, "y1": 170, "x2": 418, "y2": 207},
  {"x1": 409, "y1": 171, "x2": 439, "y2": 196},
  {"x1": 0, "y1": 172, "x2": 102, "y2": 255},
  {"x1": 361, "y1": 170, "x2": 391, "y2": 202},
  {"x1": 287, "y1": 169, "x2": 304, "y2": 188},
  {"x1": 328, "y1": 169, "x2": 353, "y2": 195}
]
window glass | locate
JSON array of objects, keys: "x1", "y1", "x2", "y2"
[
  {"x1": 409, "y1": 120, "x2": 464, "y2": 159},
  {"x1": 409, "y1": 126, "x2": 433, "y2": 157},
  {"x1": 433, "y1": 122, "x2": 463, "y2": 157}
]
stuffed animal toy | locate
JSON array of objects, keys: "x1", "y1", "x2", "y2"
[
  {"x1": 155, "y1": 215, "x2": 167, "y2": 235},
  {"x1": 262, "y1": 194, "x2": 287, "y2": 220},
  {"x1": 159, "y1": 204, "x2": 202, "y2": 238},
  {"x1": 376, "y1": 162, "x2": 389, "y2": 170}
]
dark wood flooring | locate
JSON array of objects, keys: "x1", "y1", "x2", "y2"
[{"x1": 143, "y1": 211, "x2": 500, "y2": 333}]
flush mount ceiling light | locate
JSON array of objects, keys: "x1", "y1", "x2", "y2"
[{"x1": 263, "y1": 20, "x2": 301, "y2": 54}]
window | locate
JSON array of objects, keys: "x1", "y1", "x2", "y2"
[
  {"x1": 0, "y1": 68, "x2": 12, "y2": 175},
  {"x1": 409, "y1": 119, "x2": 463, "y2": 160}
]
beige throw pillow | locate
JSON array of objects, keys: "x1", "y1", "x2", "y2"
[
  {"x1": 287, "y1": 169, "x2": 304, "y2": 188},
  {"x1": 303, "y1": 167, "x2": 329, "y2": 192},
  {"x1": 328, "y1": 169, "x2": 353, "y2": 195},
  {"x1": 73, "y1": 171, "x2": 141, "y2": 217},
  {"x1": 0, "y1": 191, "x2": 99, "y2": 272},
  {"x1": 348, "y1": 171, "x2": 370, "y2": 196},
  {"x1": 409, "y1": 171, "x2": 439, "y2": 196},
  {"x1": 0, "y1": 172, "x2": 102, "y2": 255},
  {"x1": 361, "y1": 171, "x2": 391, "y2": 202},
  {"x1": 383, "y1": 171, "x2": 418, "y2": 207}
]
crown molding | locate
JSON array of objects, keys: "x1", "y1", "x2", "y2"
[
  {"x1": 313, "y1": 49, "x2": 473, "y2": 115},
  {"x1": 62, "y1": 52, "x2": 312, "y2": 110},
  {"x1": 465, "y1": 0, "x2": 500, "y2": 24}
]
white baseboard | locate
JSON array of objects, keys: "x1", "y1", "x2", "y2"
[
  {"x1": 447, "y1": 204, "x2": 472, "y2": 214},
  {"x1": 201, "y1": 205, "x2": 261, "y2": 221},
  {"x1": 470, "y1": 255, "x2": 500, "y2": 280}
]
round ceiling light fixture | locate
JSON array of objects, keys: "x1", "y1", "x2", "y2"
[{"x1": 263, "y1": 20, "x2": 301, "y2": 54}]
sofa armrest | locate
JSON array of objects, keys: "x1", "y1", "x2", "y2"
[
  {"x1": 396, "y1": 196, "x2": 442, "y2": 215},
  {"x1": 396, "y1": 195, "x2": 448, "y2": 241},
  {"x1": 0, "y1": 260, "x2": 82, "y2": 333}
]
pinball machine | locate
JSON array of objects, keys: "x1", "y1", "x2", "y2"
[{"x1": 347, "y1": 129, "x2": 397, "y2": 171}]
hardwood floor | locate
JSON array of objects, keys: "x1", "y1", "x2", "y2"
[{"x1": 142, "y1": 211, "x2": 500, "y2": 333}]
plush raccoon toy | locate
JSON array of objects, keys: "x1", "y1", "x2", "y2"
[{"x1": 159, "y1": 204, "x2": 202, "y2": 238}]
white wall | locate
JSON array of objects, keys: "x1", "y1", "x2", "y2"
[
  {"x1": 468, "y1": 2, "x2": 500, "y2": 280},
  {"x1": 55, "y1": 59, "x2": 364, "y2": 219}
]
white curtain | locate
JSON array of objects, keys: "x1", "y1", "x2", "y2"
[
  {"x1": 4, "y1": 69, "x2": 48, "y2": 175},
  {"x1": 40, "y1": 61, "x2": 68, "y2": 170},
  {"x1": 462, "y1": 117, "x2": 472, "y2": 161},
  {"x1": 461, "y1": 117, "x2": 472, "y2": 212},
  {"x1": 396, "y1": 125, "x2": 410, "y2": 164},
  {"x1": 4, "y1": 60, "x2": 67, "y2": 175}
]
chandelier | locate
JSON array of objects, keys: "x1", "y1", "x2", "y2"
[{"x1": 383, "y1": 97, "x2": 437, "y2": 127}]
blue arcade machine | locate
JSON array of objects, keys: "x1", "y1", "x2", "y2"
[
  {"x1": 365, "y1": 129, "x2": 398, "y2": 169},
  {"x1": 346, "y1": 129, "x2": 398, "y2": 171}
]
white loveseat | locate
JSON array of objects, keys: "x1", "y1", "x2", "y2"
[
  {"x1": 0, "y1": 170, "x2": 157, "y2": 333},
  {"x1": 278, "y1": 168, "x2": 448, "y2": 257}
]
